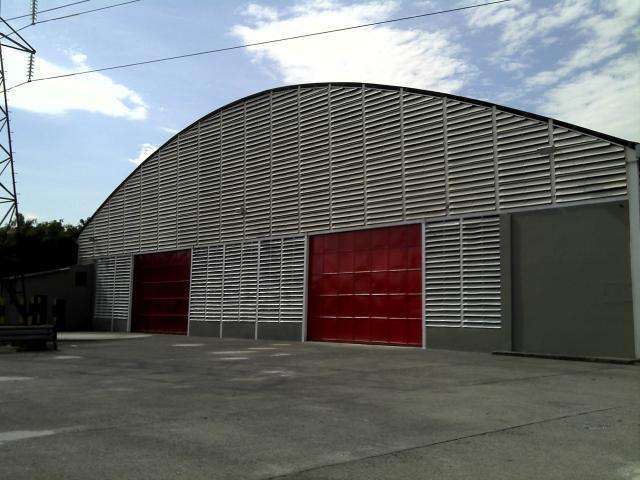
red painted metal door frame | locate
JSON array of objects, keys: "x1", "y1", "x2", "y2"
[
  {"x1": 307, "y1": 224, "x2": 422, "y2": 346},
  {"x1": 131, "y1": 249, "x2": 191, "y2": 334}
]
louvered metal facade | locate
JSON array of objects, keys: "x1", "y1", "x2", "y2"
[{"x1": 77, "y1": 83, "x2": 638, "y2": 350}]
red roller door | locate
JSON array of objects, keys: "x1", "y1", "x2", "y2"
[
  {"x1": 308, "y1": 224, "x2": 422, "y2": 346},
  {"x1": 131, "y1": 250, "x2": 191, "y2": 334}
]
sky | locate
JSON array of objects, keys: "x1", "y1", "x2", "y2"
[{"x1": 1, "y1": 0, "x2": 638, "y2": 223}]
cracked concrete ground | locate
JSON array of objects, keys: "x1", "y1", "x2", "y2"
[{"x1": 0, "y1": 334, "x2": 638, "y2": 479}]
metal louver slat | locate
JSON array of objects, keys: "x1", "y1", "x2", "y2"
[
  {"x1": 271, "y1": 89, "x2": 300, "y2": 235},
  {"x1": 220, "y1": 105, "x2": 245, "y2": 242},
  {"x1": 496, "y1": 112, "x2": 552, "y2": 209},
  {"x1": 77, "y1": 222, "x2": 94, "y2": 263},
  {"x1": 177, "y1": 128, "x2": 199, "y2": 247},
  {"x1": 280, "y1": 237, "x2": 305, "y2": 322},
  {"x1": 364, "y1": 87, "x2": 403, "y2": 224},
  {"x1": 446, "y1": 101, "x2": 496, "y2": 214},
  {"x1": 140, "y1": 154, "x2": 159, "y2": 251},
  {"x1": 158, "y1": 142, "x2": 178, "y2": 249},
  {"x1": 402, "y1": 93, "x2": 446, "y2": 219},
  {"x1": 92, "y1": 207, "x2": 108, "y2": 257},
  {"x1": 330, "y1": 86, "x2": 365, "y2": 228},
  {"x1": 197, "y1": 115, "x2": 222, "y2": 245},
  {"x1": 113, "y1": 255, "x2": 132, "y2": 328},
  {"x1": 206, "y1": 245, "x2": 224, "y2": 321},
  {"x1": 244, "y1": 95, "x2": 272, "y2": 238},
  {"x1": 94, "y1": 255, "x2": 132, "y2": 331},
  {"x1": 425, "y1": 216, "x2": 501, "y2": 328},
  {"x1": 222, "y1": 243, "x2": 241, "y2": 321},
  {"x1": 123, "y1": 169, "x2": 141, "y2": 253},
  {"x1": 108, "y1": 188, "x2": 124, "y2": 255},
  {"x1": 258, "y1": 239, "x2": 281, "y2": 322},
  {"x1": 553, "y1": 126, "x2": 627, "y2": 202},
  {"x1": 189, "y1": 247, "x2": 208, "y2": 322},
  {"x1": 299, "y1": 87, "x2": 331, "y2": 231},
  {"x1": 94, "y1": 256, "x2": 115, "y2": 321},
  {"x1": 239, "y1": 242, "x2": 259, "y2": 321}
]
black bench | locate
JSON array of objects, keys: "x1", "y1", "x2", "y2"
[{"x1": 0, "y1": 325, "x2": 57, "y2": 351}]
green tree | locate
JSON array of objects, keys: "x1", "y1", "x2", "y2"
[{"x1": 0, "y1": 215, "x2": 88, "y2": 276}]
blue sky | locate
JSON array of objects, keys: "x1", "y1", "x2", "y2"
[{"x1": 2, "y1": 0, "x2": 639, "y2": 223}]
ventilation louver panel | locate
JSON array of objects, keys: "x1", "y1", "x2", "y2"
[
  {"x1": 197, "y1": 115, "x2": 222, "y2": 245},
  {"x1": 94, "y1": 254, "x2": 132, "y2": 331},
  {"x1": 446, "y1": 101, "x2": 496, "y2": 214},
  {"x1": 177, "y1": 128, "x2": 199, "y2": 247},
  {"x1": 158, "y1": 142, "x2": 178, "y2": 249},
  {"x1": 461, "y1": 217, "x2": 500, "y2": 327},
  {"x1": 553, "y1": 126, "x2": 627, "y2": 202},
  {"x1": 92, "y1": 207, "x2": 108, "y2": 257},
  {"x1": 94, "y1": 256, "x2": 115, "y2": 320},
  {"x1": 364, "y1": 88, "x2": 403, "y2": 224},
  {"x1": 206, "y1": 245, "x2": 224, "y2": 321},
  {"x1": 189, "y1": 247, "x2": 208, "y2": 322},
  {"x1": 280, "y1": 237, "x2": 305, "y2": 322},
  {"x1": 244, "y1": 95, "x2": 272, "y2": 238},
  {"x1": 140, "y1": 154, "x2": 159, "y2": 251},
  {"x1": 222, "y1": 243, "x2": 241, "y2": 321},
  {"x1": 113, "y1": 255, "x2": 132, "y2": 327},
  {"x1": 258, "y1": 239, "x2": 281, "y2": 322},
  {"x1": 425, "y1": 216, "x2": 501, "y2": 328},
  {"x1": 271, "y1": 89, "x2": 301, "y2": 235},
  {"x1": 330, "y1": 86, "x2": 365, "y2": 228},
  {"x1": 220, "y1": 105, "x2": 245, "y2": 242},
  {"x1": 496, "y1": 112, "x2": 552, "y2": 208},
  {"x1": 299, "y1": 87, "x2": 331, "y2": 231},
  {"x1": 239, "y1": 241, "x2": 259, "y2": 321},
  {"x1": 77, "y1": 223, "x2": 94, "y2": 263},
  {"x1": 123, "y1": 169, "x2": 141, "y2": 253},
  {"x1": 402, "y1": 93, "x2": 446, "y2": 219},
  {"x1": 424, "y1": 220, "x2": 462, "y2": 327},
  {"x1": 108, "y1": 188, "x2": 124, "y2": 255}
]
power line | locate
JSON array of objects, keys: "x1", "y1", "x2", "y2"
[
  {"x1": 13, "y1": 0, "x2": 141, "y2": 32},
  {"x1": 7, "y1": 0, "x2": 92, "y2": 21},
  {"x1": 7, "y1": 0, "x2": 513, "y2": 91}
]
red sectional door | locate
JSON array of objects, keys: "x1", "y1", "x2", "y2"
[
  {"x1": 308, "y1": 225, "x2": 422, "y2": 346},
  {"x1": 131, "y1": 250, "x2": 191, "y2": 334}
]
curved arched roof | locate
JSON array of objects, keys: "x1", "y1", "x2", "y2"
[{"x1": 81, "y1": 82, "x2": 637, "y2": 233}]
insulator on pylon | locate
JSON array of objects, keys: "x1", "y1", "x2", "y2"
[
  {"x1": 31, "y1": 0, "x2": 38, "y2": 25},
  {"x1": 27, "y1": 54, "x2": 35, "y2": 82}
]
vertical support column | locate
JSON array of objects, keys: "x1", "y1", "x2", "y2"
[
  {"x1": 499, "y1": 213, "x2": 512, "y2": 351},
  {"x1": 127, "y1": 253, "x2": 135, "y2": 333},
  {"x1": 186, "y1": 248, "x2": 194, "y2": 337},
  {"x1": 301, "y1": 234, "x2": 309, "y2": 342},
  {"x1": 421, "y1": 222, "x2": 427, "y2": 349},
  {"x1": 626, "y1": 145, "x2": 640, "y2": 358}
]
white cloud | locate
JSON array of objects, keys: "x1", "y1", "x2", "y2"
[
  {"x1": 6, "y1": 50, "x2": 148, "y2": 120},
  {"x1": 539, "y1": 54, "x2": 640, "y2": 141},
  {"x1": 128, "y1": 143, "x2": 158, "y2": 166},
  {"x1": 24, "y1": 212, "x2": 38, "y2": 221},
  {"x1": 159, "y1": 126, "x2": 179, "y2": 135},
  {"x1": 231, "y1": 0, "x2": 470, "y2": 92},
  {"x1": 242, "y1": 3, "x2": 279, "y2": 22}
]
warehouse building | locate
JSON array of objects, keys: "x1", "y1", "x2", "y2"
[{"x1": 77, "y1": 83, "x2": 640, "y2": 359}]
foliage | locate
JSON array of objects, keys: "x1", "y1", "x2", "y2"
[{"x1": 0, "y1": 214, "x2": 88, "y2": 276}]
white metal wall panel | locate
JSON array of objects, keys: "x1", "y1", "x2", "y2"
[
  {"x1": 79, "y1": 84, "x2": 630, "y2": 263},
  {"x1": 495, "y1": 112, "x2": 552, "y2": 208},
  {"x1": 198, "y1": 115, "x2": 222, "y2": 245},
  {"x1": 108, "y1": 188, "x2": 124, "y2": 255},
  {"x1": 402, "y1": 93, "x2": 446, "y2": 219},
  {"x1": 424, "y1": 220, "x2": 462, "y2": 327},
  {"x1": 123, "y1": 169, "x2": 141, "y2": 253},
  {"x1": 158, "y1": 142, "x2": 178, "y2": 250},
  {"x1": 94, "y1": 254, "x2": 132, "y2": 330},
  {"x1": 446, "y1": 101, "x2": 497, "y2": 214},
  {"x1": 553, "y1": 126, "x2": 627, "y2": 202},
  {"x1": 206, "y1": 245, "x2": 224, "y2": 321},
  {"x1": 239, "y1": 242, "x2": 259, "y2": 321},
  {"x1": 177, "y1": 129, "x2": 199, "y2": 248},
  {"x1": 244, "y1": 95, "x2": 272, "y2": 238},
  {"x1": 189, "y1": 247, "x2": 208, "y2": 322},
  {"x1": 77, "y1": 221, "x2": 94, "y2": 263},
  {"x1": 271, "y1": 89, "x2": 300, "y2": 235},
  {"x1": 140, "y1": 154, "x2": 159, "y2": 252},
  {"x1": 258, "y1": 239, "x2": 281, "y2": 322},
  {"x1": 222, "y1": 243, "x2": 241, "y2": 321},
  {"x1": 279, "y1": 237, "x2": 305, "y2": 322},
  {"x1": 460, "y1": 217, "x2": 500, "y2": 327},
  {"x1": 330, "y1": 86, "x2": 366, "y2": 228},
  {"x1": 364, "y1": 87, "x2": 403, "y2": 224},
  {"x1": 299, "y1": 87, "x2": 331, "y2": 231},
  {"x1": 220, "y1": 105, "x2": 245, "y2": 242},
  {"x1": 425, "y1": 216, "x2": 500, "y2": 328}
]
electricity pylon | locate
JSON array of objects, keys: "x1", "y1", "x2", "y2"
[{"x1": 0, "y1": 16, "x2": 36, "y2": 323}]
